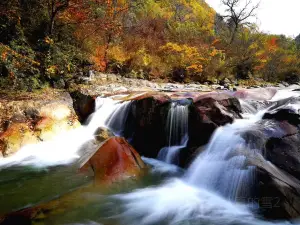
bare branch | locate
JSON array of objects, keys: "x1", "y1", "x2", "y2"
[{"x1": 221, "y1": 0, "x2": 260, "y2": 43}]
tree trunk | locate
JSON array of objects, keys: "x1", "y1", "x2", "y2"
[
  {"x1": 49, "y1": 15, "x2": 55, "y2": 35},
  {"x1": 230, "y1": 24, "x2": 238, "y2": 44}
]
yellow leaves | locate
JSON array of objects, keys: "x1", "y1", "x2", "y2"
[
  {"x1": 187, "y1": 64, "x2": 203, "y2": 74},
  {"x1": 131, "y1": 48, "x2": 153, "y2": 67},
  {"x1": 108, "y1": 46, "x2": 130, "y2": 64},
  {"x1": 282, "y1": 55, "x2": 297, "y2": 64},
  {"x1": 67, "y1": 64, "x2": 71, "y2": 72},
  {"x1": 46, "y1": 65, "x2": 58, "y2": 75},
  {"x1": 249, "y1": 42, "x2": 259, "y2": 50},
  {"x1": 45, "y1": 37, "x2": 54, "y2": 45},
  {"x1": 160, "y1": 42, "x2": 182, "y2": 52},
  {"x1": 209, "y1": 48, "x2": 219, "y2": 57},
  {"x1": 160, "y1": 42, "x2": 199, "y2": 58}
]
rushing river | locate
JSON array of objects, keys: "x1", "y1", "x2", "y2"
[{"x1": 1, "y1": 88, "x2": 300, "y2": 225}]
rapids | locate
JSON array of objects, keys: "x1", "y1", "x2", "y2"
[{"x1": 1, "y1": 88, "x2": 300, "y2": 225}]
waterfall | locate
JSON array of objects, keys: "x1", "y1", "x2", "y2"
[
  {"x1": 157, "y1": 102, "x2": 189, "y2": 164},
  {"x1": 185, "y1": 110, "x2": 266, "y2": 200},
  {"x1": 115, "y1": 108, "x2": 272, "y2": 225},
  {"x1": 0, "y1": 97, "x2": 131, "y2": 168},
  {"x1": 105, "y1": 101, "x2": 132, "y2": 136}
]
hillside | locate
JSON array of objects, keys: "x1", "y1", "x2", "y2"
[{"x1": 0, "y1": 0, "x2": 300, "y2": 91}]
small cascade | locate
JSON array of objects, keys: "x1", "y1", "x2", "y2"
[
  {"x1": 105, "y1": 101, "x2": 132, "y2": 136},
  {"x1": 239, "y1": 99, "x2": 258, "y2": 115},
  {"x1": 185, "y1": 110, "x2": 266, "y2": 200},
  {"x1": 158, "y1": 102, "x2": 189, "y2": 164},
  {"x1": 85, "y1": 97, "x2": 132, "y2": 136},
  {"x1": 0, "y1": 97, "x2": 131, "y2": 168},
  {"x1": 86, "y1": 97, "x2": 122, "y2": 132},
  {"x1": 166, "y1": 102, "x2": 189, "y2": 147}
]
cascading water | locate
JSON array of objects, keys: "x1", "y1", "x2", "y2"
[
  {"x1": 185, "y1": 110, "x2": 266, "y2": 201},
  {"x1": 112, "y1": 100, "x2": 285, "y2": 225},
  {"x1": 3, "y1": 89, "x2": 300, "y2": 225},
  {"x1": 157, "y1": 102, "x2": 189, "y2": 164},
  {"x1": 240, "y1": 99, "x2": 258, "y2": 115},
  {"x1": 0, "y1": 97, "x2": 131, "y2": 168},
  {"x1": 105, "y1": 100, "x2": 132, "y2": 136}
]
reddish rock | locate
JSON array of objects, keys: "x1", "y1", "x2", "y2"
[
  {"x1": 194, "y1": 93, "x2": 242, "y2": 123},
  {"x1": 129, "y1": 92, "x2": 171, "y2": 104},
  {"x1": 80, "y1": 137, "x2": 145, "y2": 184},
  {"x1": 233, "y1": 87, "x2": 277, "y2": 101}
]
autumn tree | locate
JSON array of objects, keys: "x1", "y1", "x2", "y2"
[{"x1": 47, "y1": 0, "x2": 70, "y2": 35}]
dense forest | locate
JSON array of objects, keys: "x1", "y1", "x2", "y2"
[{"x1": 1, "y1": 0, "x2": 300, "y2": 90}]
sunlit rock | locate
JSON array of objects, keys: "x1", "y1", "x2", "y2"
[
  {"x1": 80, "y1": 137, "x2": 145, "y2": 184},
  {"x1": 0, "y1": 91, "x2": 80, "y2": 156}
]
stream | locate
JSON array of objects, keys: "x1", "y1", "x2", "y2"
[{"x1": 1, "y1": 88, "x2": 300, "y2": 225}]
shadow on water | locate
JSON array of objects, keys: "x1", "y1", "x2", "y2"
[{"x1": 0, "y1": 165, "x2": 94, "y2": 215}]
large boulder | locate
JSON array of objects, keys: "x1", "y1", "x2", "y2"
[
  {"x1": 266, "y1": 133, "x2": 300, "y2": 181},
  {"x1": 70, "y1": 91, "x2": 96, "y2": 123},
  {"x1": 123, "y1": 93, "x2": 171, "y2": 158},
  {"x1": 263, "y1": 108, "x2": 300, "y2": 127},
  {"x1": 245, "y1": 151, "x2": 300, "y2": 219},
  {"x1": 120, "y1": 92, "x2": 242, "y2": 167},
  {"x1": 239, "y1": 107, "x2": 300, "y2": 219},
  {"x1": 262, "y1": 108, "x2": 300, "y2": 180},
  {"x1": 0, "y1": 91, "x2": 80, "y2": 156},
  {"x1": 80, "y1": 137, "x2": 145, "y2": 184},
  {"x1": 182, "y1": 93, "x2": 242, "y2": 167}
]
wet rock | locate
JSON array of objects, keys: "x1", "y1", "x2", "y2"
[
  {"x1": 263, "y1": 108, "x2": 300, "y2": 127},
  {"x1": 245, "y1": 151, "x2": 300, "y2": 219},
  {"x1": 124, "y1": 94, "x2": 171, "y2": 158},
  {"x1": 266, "y1": 133, "x2": 300, "y2": 180},
  {"x1": 281, "y1": 82, "x2": 289, "y2": 87},
  {"x1": 183, "y1": 93, "x2": 242, "y2": 167},
  {"x1": 94, "y1": 127, "x2": 114, "y2": 142},
  {"x1": 70, "y1": 91, "x2": 95, "y2": 123},
  {"x1": 285, "y1": 73, "x2": 300, "y2": 85},
  {"x1": 0, "y1": 215, "x2": 31, "y2": 225},
  {"x1": 80, "y1": 137, "x2": 145, "y2": 184},
  {"x1": 240, "y1": 112, "x2": 300, "y2": 219},
  {"x1": 219, "y1": 78, "x2": 231, "y2": 86}
]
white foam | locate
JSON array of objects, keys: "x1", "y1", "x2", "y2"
[
  {"x1": 114, "y1": 179, "x2": 253, "y2": 225},
  {"x1": 0, "y1": 97, "x2": 129, "y2": 168},
  {"x1": 271, "y1": 89, "x2": 300, "y2": 101}
]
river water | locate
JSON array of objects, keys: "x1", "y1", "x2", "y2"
[{"x1": 1, "y1": 89, "x2": 300, "y2": 225}]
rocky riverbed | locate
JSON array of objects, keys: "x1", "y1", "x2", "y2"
[{"x1": 1, "y1": 79, "x2": 300, "y2": 224}]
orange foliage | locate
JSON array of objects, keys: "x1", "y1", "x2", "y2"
[
  {"x1": 267, "y1": 37, "x2": 278, "y2": 52},
  {"x1": 90, "y1": 46, "x2": 107, "y2": 71}
]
